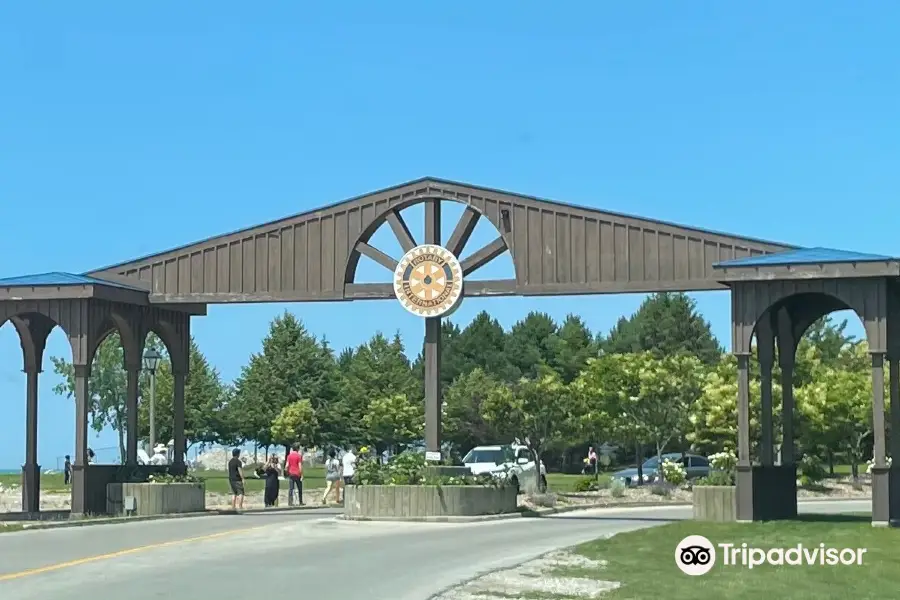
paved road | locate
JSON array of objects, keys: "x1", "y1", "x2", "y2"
[{"x1": 0, "y1": 500, "x2": 871, "y2": 600}]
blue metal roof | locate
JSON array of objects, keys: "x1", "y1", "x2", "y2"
[
  {"x1": 0, "y1": 271, "x2": 147, "y2": 291},
  {"x1": 715, "y1": 247, "x2": 897, "y2": 268}
]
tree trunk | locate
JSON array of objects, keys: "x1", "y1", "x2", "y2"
[
  {"x1": 656, "y1": 442, "x2": 665, "y2": 484},
  {"x1": 635, "y1": 442, "x2": 644, "y2": 486},
  {"x1": 827, "y1": 450, "x2": 834, "y2": 475},
  {"x1": 116, "y1": 409, "x2": 126, "y2": 464}
]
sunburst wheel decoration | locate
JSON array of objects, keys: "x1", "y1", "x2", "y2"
[{"x1": 393, "y1": 245, "x2": 464, "y2": 317}]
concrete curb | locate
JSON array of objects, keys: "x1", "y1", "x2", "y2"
[
  {"x1": 338, "y1": 495, "x2": 873, "y2": 523},
  {"x1": 0, "y1": 504, "x2": 338, "y2": 532}
]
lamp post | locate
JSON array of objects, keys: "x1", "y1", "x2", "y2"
[{"x1": 143, "y1": 348, "x2": 162, "y2": 453}]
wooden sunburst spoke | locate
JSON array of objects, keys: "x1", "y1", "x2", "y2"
[
  {"x1": 445, "y1": 207, "x2": 480, "y2": 257},
  {"x1": 385, "y1": 210, "x2": 417, "y2": 252},
  {"x1": 355, "y1": 241, "x2": 398, "y2": 271},
  {"x1": 460, "y1": 236, "x2": 508, "y2": 276}
]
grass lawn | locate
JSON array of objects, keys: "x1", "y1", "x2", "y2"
[
  {"x1": 548, "y1": 515, "x2": 898, "y2": 600},
  {"x1": 545, "y1": 472, "x2": 611, "y2": 493}
]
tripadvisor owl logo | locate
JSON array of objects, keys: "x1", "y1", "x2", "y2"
[
  {"x1": 393, "y1": 245, "x2": 463, "y2": 318},
  {"x1": 675, "y1": 534, "x2": 868, "y2": 575}
]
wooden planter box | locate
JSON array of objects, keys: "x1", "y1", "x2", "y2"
[
  {"x1": 344, "y1": 485, "x2": 517, "y2": 519},
  {"x1": 693, "y1": 485, "x2": 736, "y2": 522},
  {"x1": 107, "y1": 482, "x2": 206, "y2": 516}
]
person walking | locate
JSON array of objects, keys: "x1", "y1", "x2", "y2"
[
  {"x1": 286, "y1": 443, "x2": 304, "y2": 506},
  {"x1": 228, "y1": 448, "x2": 245, "y2": 510},
  {"x1": 322, "y1": 449, "x2": 341, "y2": 504},
  {"x1": 340, "y1": 446, "x2": 357, "y2": 501},
  {"x1": 63, "y1": 455, "x2": 71, "y2": 485},
  {"x1": 262, "y1": 455, "x2": 280, "y2": 507}
]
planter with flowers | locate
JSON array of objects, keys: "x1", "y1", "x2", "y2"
[
  {"x1": 343, "y1": 450, "x2": 516, "y2": 519},
  {"x1": 692, "y1": 451, "x2": 737, "y2": 522},
  {"x1": 107, "y1": 472, "x2": 206, "y2": 516}
]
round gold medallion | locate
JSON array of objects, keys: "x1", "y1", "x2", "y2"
[{"x1": 393, "y1": 245, "x2": 463, "y2": 317}]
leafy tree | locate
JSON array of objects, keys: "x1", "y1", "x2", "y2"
[
  {"x1": 796, "y1": 341, "x2": 882, "y2": 480},
  {"x1": 601, "y1": 293, "x2": 722, "y2": 364},
  {"x1": 577, "y1": 352, "x2": 704, "y2": 481},
  {"x1": 686, "y1": 353, "x2": 783, "y2": 459},
  {"x1": 362, "y1": 394, "x2": 424, "y2": 453},
  {"x1": 482, "y1": 370, "x2": 577, "y2": 490},
  {"x1": 442, "y1": 368, "x2": 502, "y2": 454},
  {"x1": 137, "y1": 337, "x2": 229, "y2": 451},
  {"x1": 231, "y1": 311, "x2": 339, "y2": 449},
  {"x1": 453, "y1": 311, "x2": 510, "y2": 380},
  {"x1": 340, "y1": 332, "x2": 419, "y2": 447},
  {"x1": 270, "y1": 399, "x2": 319, "y2": 447},
  {"x1": 552, "y1": 314, "x2": 597, "y2": 383},
  {"x1": 503, "y1": 312, "x2": 561, "y2": 381},
  {"x1": 52, "y1": 332, "x2": 129, "y2": 462}
]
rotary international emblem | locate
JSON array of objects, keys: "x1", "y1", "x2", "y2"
[{"x1": 393, "y1": 245, "x2": 464, "y2": 317}]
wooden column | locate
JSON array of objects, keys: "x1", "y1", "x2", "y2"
[
  {"x1": 125, "y1": 363, "x2": 140, "y2": 466},
  {"x1": 22, "y1": 367, "x2": 40, "y2": 513},
  {"x1": 776, "y1": 309, "x2": 795, "y2": 466},
  {"x1": 736, "y1": 354, "x2": 751, "y2": 467},
  {"x1": 71, "y1": 363, "x2": 91, "y2": 515},
  {"x1": 424, "y1": 198, "x2": 443, "y2": 455},
  {"x1": 173, "y1": 369, "x2": 186, "y2": 468},
  {"x1": 757, "y1": 318, "x2": 775, "y2": 467}
]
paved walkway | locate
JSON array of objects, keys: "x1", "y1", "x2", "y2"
[{"x1": 0, "y1": 500, "x2": 872, "y2": 600}]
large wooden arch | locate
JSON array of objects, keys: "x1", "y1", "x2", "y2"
[{"x1": 3, "y1": 177, "x2": 900, "y2": 527}]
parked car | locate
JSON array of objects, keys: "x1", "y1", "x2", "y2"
[
  {"x1": 611, "y1": 453, "x2": 710, "y2": 486},
  {"x1": 461, "y1": 444, "x2": 547, "y2": 493}
]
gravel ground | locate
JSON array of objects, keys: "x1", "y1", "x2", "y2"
[
  {"x1": 432, "y1": 549, "x2": 619, "y2": 599},
  {"x1": 0, "y1": 484, "x2": 329, "y2": 512}
]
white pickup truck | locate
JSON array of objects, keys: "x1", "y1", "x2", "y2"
[{"x1": 461, "y1": 444, "x2": 547, "y2": 493}]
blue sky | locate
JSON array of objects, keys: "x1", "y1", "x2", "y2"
[{"x1": 1, "y1": 2, "x2": 897, "y2": 469}]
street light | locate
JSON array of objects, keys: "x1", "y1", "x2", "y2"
[{"x1": 143, "y1": 348, "x2": 162, "y2": 453}]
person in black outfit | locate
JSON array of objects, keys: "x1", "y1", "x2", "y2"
[
  {"x1": 228, "y1": 448, "x2": 245, "y2": 510},
  {"x1": 262, "y1": 455, "x2": 280, "y2": 507},
  {"x1": 64, "y1": 455, "x2": 71, "y2": 485}
]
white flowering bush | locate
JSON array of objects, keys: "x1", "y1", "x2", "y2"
[
  {"x1": 660, "y1": 459, "x2": 687, "y2": 486},
  {"x1": 866, "y1": 456, "x2": 893, "y2": 474},
  {"x1": 709, "y1": 450, "x2": 737, "y2": 474}
]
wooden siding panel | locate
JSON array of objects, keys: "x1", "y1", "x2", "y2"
[{"x1": 88, "y1": 178, "x2": 794, "y2": 302}]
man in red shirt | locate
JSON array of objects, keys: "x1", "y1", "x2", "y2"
[{"x1": 286, "y1": 444, "x2": 304, "y2": 506}]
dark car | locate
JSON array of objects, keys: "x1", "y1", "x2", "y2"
[{"x1": 612, "y1": 453, "x2": 710, "y2": 486}]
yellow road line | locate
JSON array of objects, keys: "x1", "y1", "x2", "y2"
[{"x1": 0, "y1": 525, "x2": 266, "y2": 582}]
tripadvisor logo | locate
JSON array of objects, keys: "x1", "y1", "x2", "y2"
[{"x1": 675, "y1": 535, "x2": 867, "y2": 575}]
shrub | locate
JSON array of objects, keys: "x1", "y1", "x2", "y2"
[
  {"x1": 609, "y1": 478, "x2": 626, "y2": 498},
  {"x1": 797, "y1": 454, "x2": 827, "y2": 487},
  {"x1": 354, "y1": 450, "x2": 509, "y2": 488},
  {"x1": 573, "y1": 476, "x2": 597, "y2": 492},
  {"x1": 709, "y1": 450, "x2": 737, "y2": 473},
  {"x1": 697, "y1": 470, "x2": 734, "y2": 486},
  {"x1": 660, "y1": 459, "x2": 686, "y2": 486}
]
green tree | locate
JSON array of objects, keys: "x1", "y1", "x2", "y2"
[
  {"x1": 482, "y1": 370, "x2": 577, "y2": 490},
  {"x1": 454, "y1": 311, "x2": 510, "y2": 380},
  {"x1": 796, "y1": 341, "x2": 881, "y2": 480},
  {"x1": 601, "y1": 293, "x2": 722, "y2": 364},
  {"x1": 686, "y1": 353, "x2": 783, "y2": 458},
  {"x1": 502, "y1": 312, "x2": 561, "y2": 381},
  {"x1": 52, "y1": 332, "x2": 128, "y2": 462},
  {"x1": 552, "y1": 314, "x2": 597, "y2": 383},
  {"x1": 231, "y1": 311, "x2": 339, "y2": 449},
  {"x1": 137, "y1": 336, "x2": 229, "y2": 450},
  {"x1": 442, "y1": 368, "x2": 502, "y2": 454},
  {"x1": 362, "y1": 394, "x2": 423, "y2": 453},
  {"x1": 340, "y1": 332, "x2": 419, "y2": 447},
  {"x1": 270, "y1": 399, "x2": 319, "y2": 447}
]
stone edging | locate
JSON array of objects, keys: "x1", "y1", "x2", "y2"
[
  {"x1": 338, "y1": 495, "x2": 873, "y2": 523},
  {"x1": 0, "y1": 503, "x2": 338, "y2": 532}
]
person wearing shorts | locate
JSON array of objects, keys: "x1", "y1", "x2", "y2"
[
  {"x1": 341, "y1": 446, "x2": 357, "y2": 489},
  {"x1": 228, "y1": 448, "x2": 245, "y2": 510}
]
